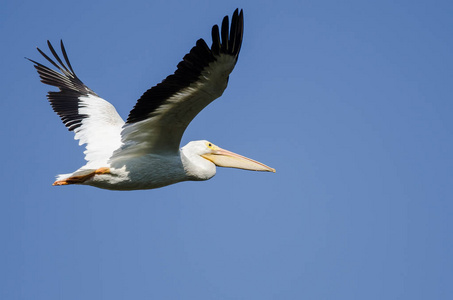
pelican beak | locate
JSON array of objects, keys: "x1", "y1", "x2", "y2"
[{"x1": 202, "y1": 146, "x2": 276, "y2": 172}]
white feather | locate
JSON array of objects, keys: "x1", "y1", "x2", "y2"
[{"x1": 73, "y1": 94, "x2": 124, "y2": 168}]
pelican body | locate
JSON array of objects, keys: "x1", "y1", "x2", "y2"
[{"x1": 29, "y1": 9, "x2": 275, "y2": 191}]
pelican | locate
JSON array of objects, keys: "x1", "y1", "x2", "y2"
[{"x1": 28, "y1": 9, "x2": 275, "y2": 191}]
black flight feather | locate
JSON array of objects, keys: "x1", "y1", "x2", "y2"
[
  {"x1": 28, "y1": 41, "x2": 95, "y2": 131},
  {"x1": 126, "y1": 8, "x2": 244, "y2": 125}
]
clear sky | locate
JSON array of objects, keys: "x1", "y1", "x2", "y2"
[{"x1": 1, "y1": 0, "x2": 452, "y2": 299}]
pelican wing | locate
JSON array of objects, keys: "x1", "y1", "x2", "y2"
[
  {"x1": 28, "y1": 41, "x2": 125, "y2": 168},
  {"x1": 111, "y1": 9, "x2": 244, "y2": 162}
]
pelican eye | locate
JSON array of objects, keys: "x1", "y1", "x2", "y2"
[{"x1": 207, "y1": 142, "x2": 213, "y2": 148}]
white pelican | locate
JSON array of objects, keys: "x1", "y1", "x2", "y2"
[{"x1": 28, "y1": 9, "x2": 275, "y2": 190}]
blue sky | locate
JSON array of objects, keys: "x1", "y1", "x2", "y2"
[{"x1": 1, "y1": 0, "x2": 453, "y2": 299}]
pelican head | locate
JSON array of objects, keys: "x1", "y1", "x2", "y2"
[{"x1": 181, "y1": 140, "x2": 275, "y2": 179}]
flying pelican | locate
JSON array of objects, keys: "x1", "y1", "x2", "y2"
[{"x1": 28, "y1": 9, "x2": 275, "y2": 191}]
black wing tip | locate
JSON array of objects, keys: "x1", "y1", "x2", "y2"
[
  {"x1": 126, "y1": 9, "x2": 245, "y2": 125},
  {"x1": 211, "y1": 9, "x2": 244, "y2": 58},
  {"x1": 29, "y1": 40, "x2": 93, "y2": 131},
  {"x1": 29, "y1": 40, "x2": 78, "y2": 78},
  {"x1": 25, "y1": 56, "x2": 36, "y2": 63}
]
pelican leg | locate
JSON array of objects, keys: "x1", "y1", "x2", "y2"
[
  {"x1": 53, "y1": 167, "x2": 111, "y2": 186},
  {"x1": 94, "y1": 167, "x2": 110, "y2": 175}
]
